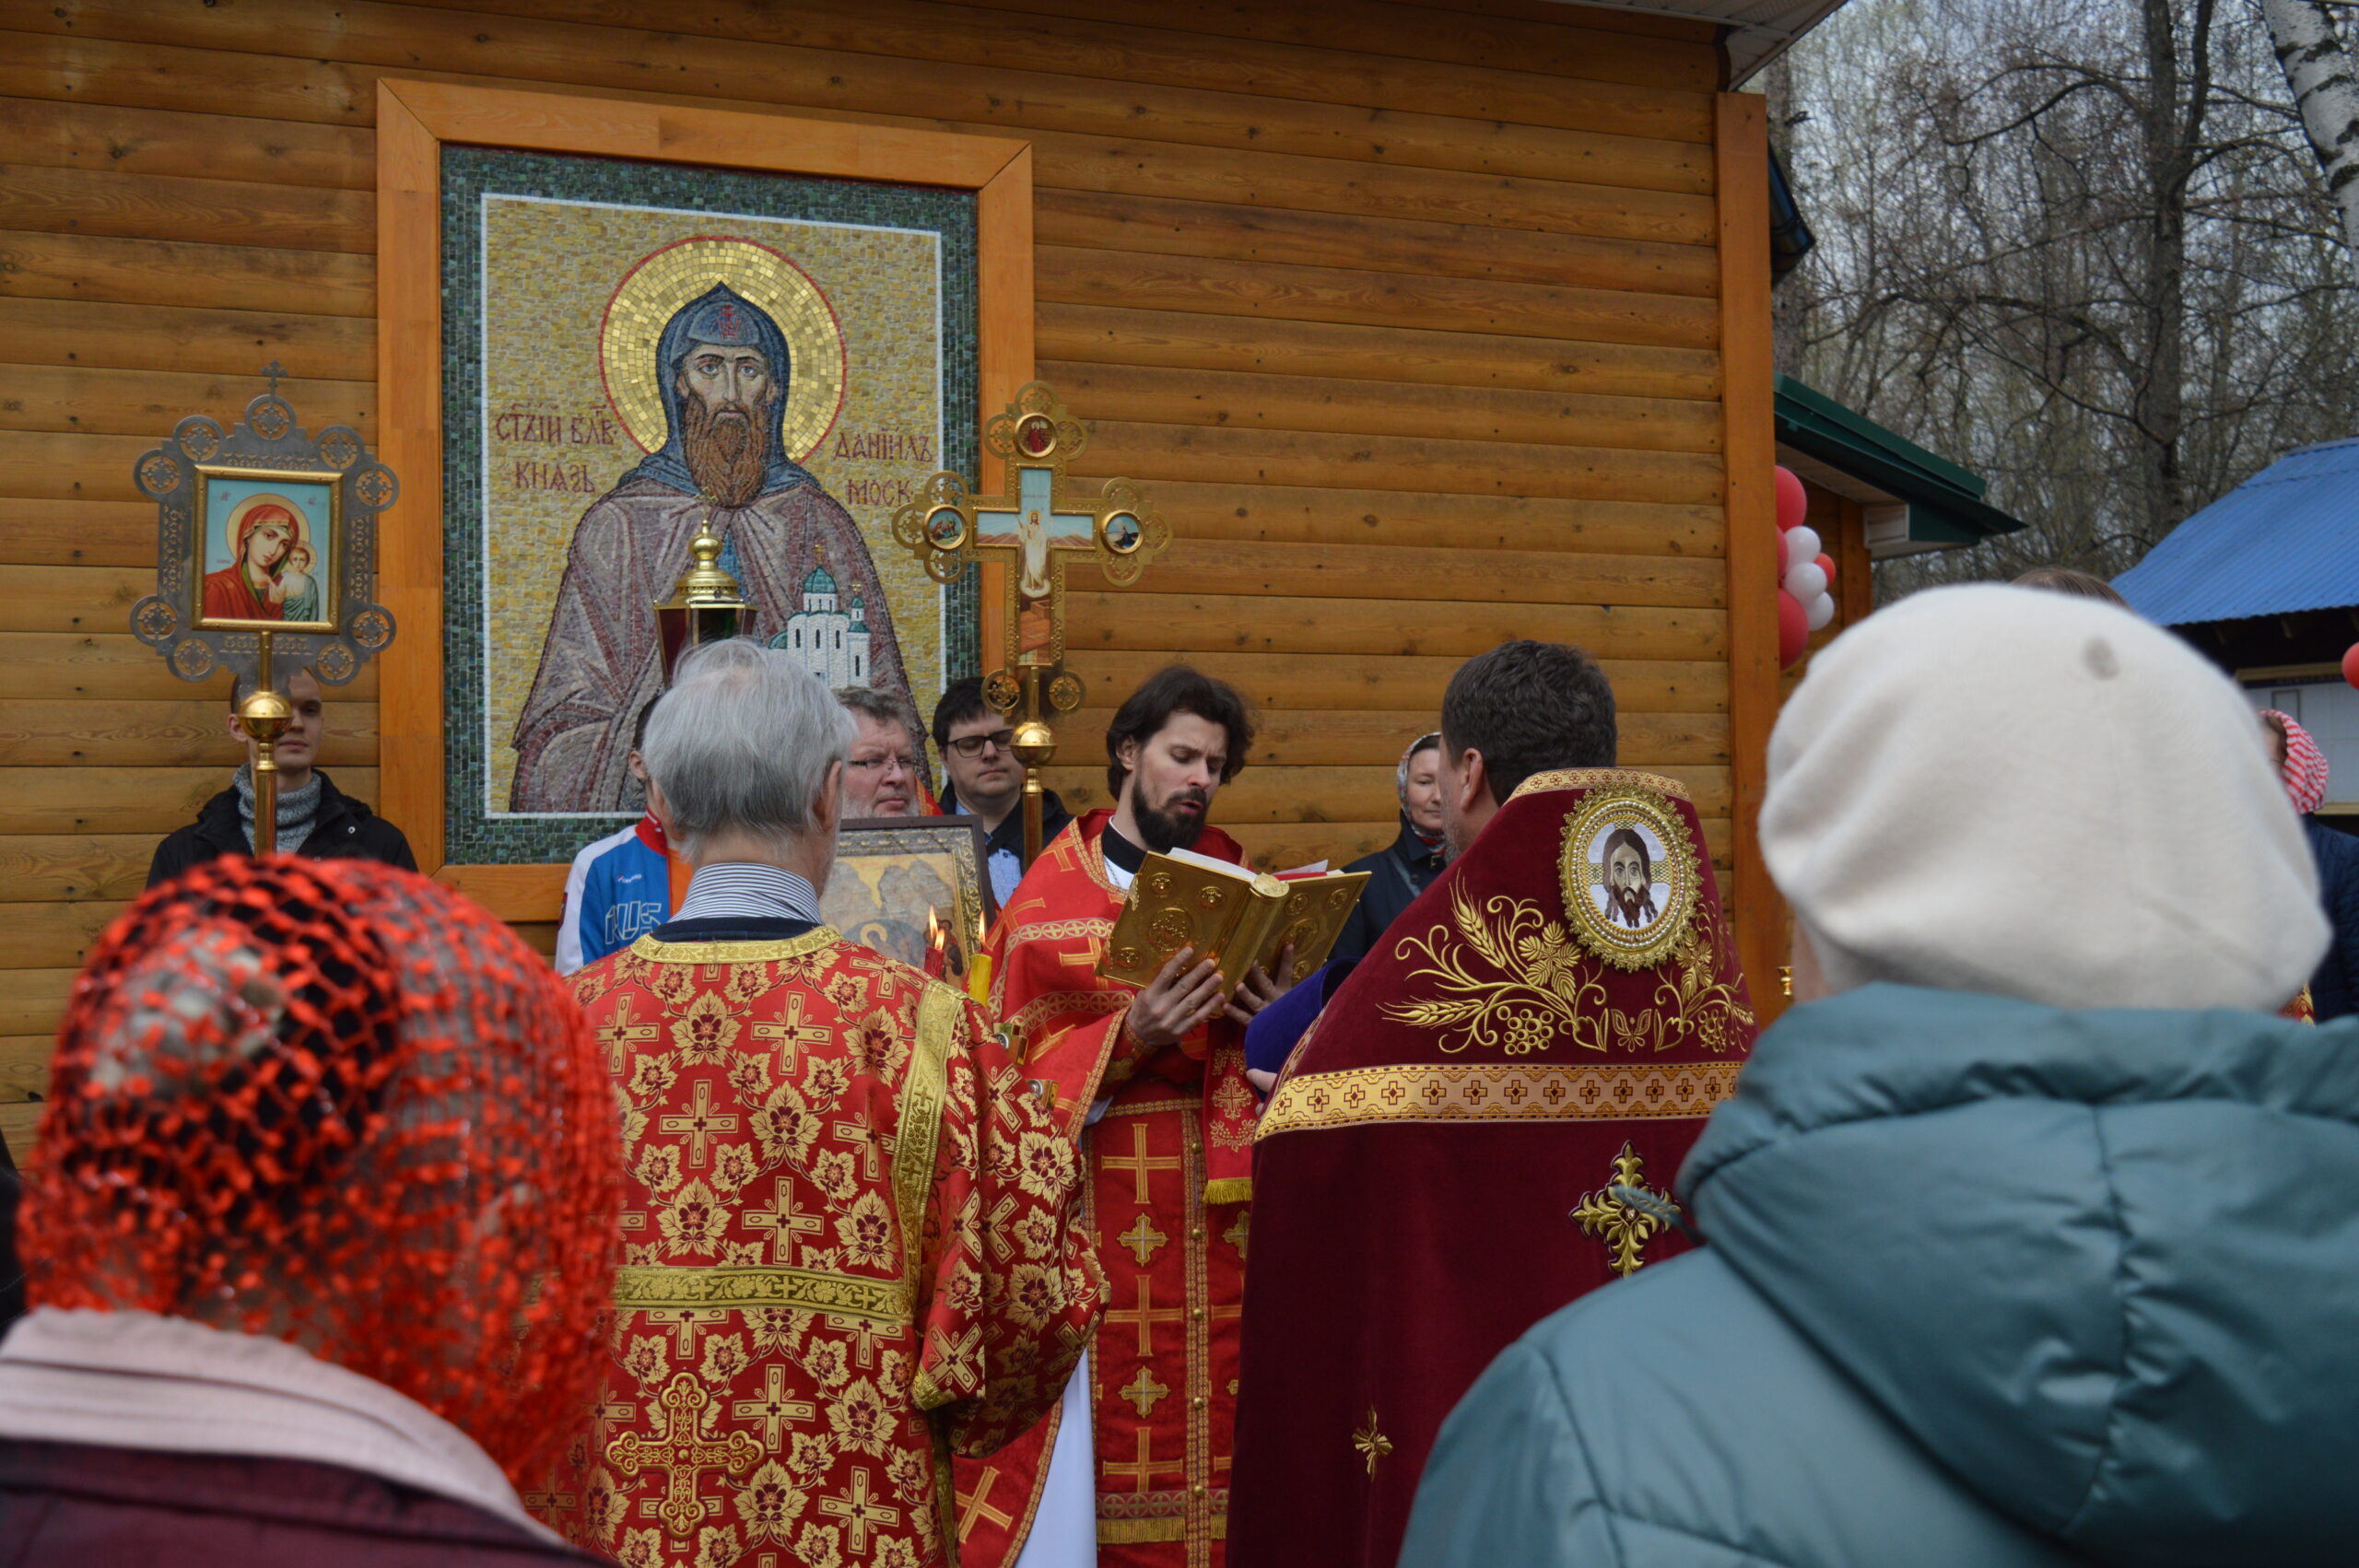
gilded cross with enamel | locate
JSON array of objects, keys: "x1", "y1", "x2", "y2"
[{"x1": 894, "y1": 381, "x2": 1168, "y2": 676}]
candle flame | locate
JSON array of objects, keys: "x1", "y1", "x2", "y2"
[{"x1": 927, "y1": 905, "x2": 945, "y2": 952}]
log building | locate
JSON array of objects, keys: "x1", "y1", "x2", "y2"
[{"x1": 0, "y1": 0, "x2": 1860, "y2": 1156}]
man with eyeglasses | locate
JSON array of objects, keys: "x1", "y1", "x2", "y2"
[
  {"x1": 832, "y1": 685, "x2": 931, "y2": 818},
  {"x1": 933, "y1": 675, "x2": 1073, "y2": 903}
]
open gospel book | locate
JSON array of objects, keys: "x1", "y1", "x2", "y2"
[{"x1": 1097, "y1": 846, "x2": 1370, "y2": 993}]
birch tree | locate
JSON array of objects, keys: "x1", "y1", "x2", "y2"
[{"x1": 2262, "y1": 0, "x2": 2359, "y2": 261}]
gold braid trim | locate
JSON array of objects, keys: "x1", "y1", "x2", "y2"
[
  {"x1": 1007, "y1": 917, "x2": 1115, "y2": 946},
  {"x1": 1096, "y1": 1515, "x2": 1227, "y2": 1544},
  {"x1": 612, "y1": 1264, "x2": 909, "y2": 1322},
  {"x1": 1203, "y1": 1176, "x2": 1252, "y2": 1205},
  {"x1": 1257, "y1": 1061, "x2": 1742, "y2": 1141},
  {"x1": 897, "y1": 984, "x2": 959, "y2": 1300},
  {"x1": 630, "y1": 926, "x2": 844, "y2": 965},
  {"x1": 1508, "y1": 767, "x2": 1692, "y2": 804},
  {"x1": 898, "y1": 983, "x2": 961, "y2": 1544}
]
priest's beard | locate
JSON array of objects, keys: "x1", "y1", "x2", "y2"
[
  {"x1": 1132, "y1": 787, "x2": 1212, "y2": 853},
  {"x1": 680, "y1": 393, "x2": 773, "y2": 509}
]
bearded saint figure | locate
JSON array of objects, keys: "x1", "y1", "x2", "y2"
[
  {"x1": 508, "y1": 283, "x2": 909, "y2": 812},
  {"x1": 1602, "y1": 826, "x2": 1658, "y2": 927},
  {"x1": 201, "y1": 503, "x2": 299, "y2": 622}
]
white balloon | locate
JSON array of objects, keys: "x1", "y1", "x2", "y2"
[
  {"x1": 1806, "y1": 591, "x2": 1837, "y2": 631},
  {"x1": 1783, "y1": 561, "x2": 1828, "y2": 601},
  {"x1": 1783, "y1": 525, "x2": 1823, "y2": 570}
]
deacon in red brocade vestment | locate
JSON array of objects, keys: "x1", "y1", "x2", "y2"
[
  {"x1": 541, "y1": 925, "x2": 1103, "y2": 1568},
  {"x1": 954, "y1": 812, "x2": 1264, "y2": 1568},
  {"x1": 1226, "y1": 769, "x2": 1758, "y2": 1568}
]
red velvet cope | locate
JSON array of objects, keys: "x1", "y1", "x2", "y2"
[{"x1": 1226, "y1": 771, "x2": 1758, "y2": 1568}]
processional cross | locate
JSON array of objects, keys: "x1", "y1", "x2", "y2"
[{"x1": 897, "y1": 381, "x2": 1171, "y2": 860}]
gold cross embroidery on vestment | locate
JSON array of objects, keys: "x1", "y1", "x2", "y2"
[
  {"x1": 1121, "y1": 1365, "x2": 1171, "y2": 1417},
  {"x1": 605, "y1": 1371, "x2": 763, "y2": 1539},
  {"x1": 1101, "y1": 1120, "x2": 1182, "y2": 1204},
  {"x1": 1353, "y1": 1408, "x2": 1393, "y2": 1476},
  {"x1": 1117, "y1": 1212, "x2": 1169, "y2": 1265},
  {"x1": 1569, "y1": 1141, "x2": 1679, "y2": 1278},
  {"x1": 657, "y1": 1078, "x2": 740, "y2": 1166},
  {"x1": 957, "y1": 1468, "x2": 1016, "y2": 1542},
  {"x1": 1102, "y1": 1426, "x2": 1187, "y2": 1492},
  {"x1": 817, "y1": 1468, "x2": 901, "y2": 1553},
  {"x1": 731, "y1": 1363, "x2": 816, "y2": 1446}
]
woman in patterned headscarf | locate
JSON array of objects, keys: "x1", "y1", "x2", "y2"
[
  {"x1": 0, "y1": 857, "x2": 619, "y2": 1565},
  {"x1": 1331, "y1": 731, "x2": 1450, "y2": 963},
  {"x1": 2264, "y1": 708, "x2": 2359, "y2": 1020}
]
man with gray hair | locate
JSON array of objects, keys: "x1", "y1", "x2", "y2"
[
  {"x1": 545, "y1": 638, "x2": 1104, "y2": 1564},
  {"x1": 835, "y1": 684, "x2": 929, "y2": 818}
]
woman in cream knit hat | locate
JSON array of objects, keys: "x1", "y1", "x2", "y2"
[{"x1": 1406, "y1": 585, "x2": 2359, "y2": 1568}]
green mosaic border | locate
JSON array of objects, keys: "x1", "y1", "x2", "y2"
[{"x1": 440, "y1": 146, "x2": 980, "y2": 864}]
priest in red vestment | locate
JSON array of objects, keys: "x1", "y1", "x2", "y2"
[
  {"x1": 954, "y1": 666, "x2": 1281, "y2": 1568},
  {"x1": 539, "y1": 641, "x2": 1103, "y2": 1568},
  {"x1": 1227, "y1": 640, "x2": 1759, "y2": 1568}
]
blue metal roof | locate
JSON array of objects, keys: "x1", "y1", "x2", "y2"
[{"x1": 2112, "y1": 438, "x2": 2359, "y2": 626}]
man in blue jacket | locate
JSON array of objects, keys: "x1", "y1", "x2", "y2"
[{"x1": 1403, "y1": 586, "x2": 2359, "y2": 1568}]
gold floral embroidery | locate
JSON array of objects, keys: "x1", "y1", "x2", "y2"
[
  {"x1": 1381, "y1": 884, "x2": 1749, "y2": 1057},
  {"x1": 1570, "y1": 1141, "x2": 1678, "y2": 1278},
  {"x1": 1652, "y1": 901, "x2": 1754, "y2": 1054},
  {"x1": 1381, "y1": 886, "x2": 1608, "y2": 1054}
]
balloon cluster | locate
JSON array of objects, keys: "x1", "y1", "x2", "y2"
[{"x1": 1775, "y1": 465, "x2": 1837, "y2": 669}]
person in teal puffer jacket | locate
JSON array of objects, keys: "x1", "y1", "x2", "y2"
[{"x1": 1402, "y1": 585, "x2": 2356, "y2": 1568}]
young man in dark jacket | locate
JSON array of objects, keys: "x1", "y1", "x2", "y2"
[
  {"x1": 1406, "y1": 587, "x2": 2359, "y2": 1568},
  {"x1": 147, "y1": 670, "x2": 415, "y2": 885}
]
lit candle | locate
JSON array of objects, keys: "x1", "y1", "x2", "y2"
[{"x1": 924, "y1": 905, "x2": 947, "y2": 979}]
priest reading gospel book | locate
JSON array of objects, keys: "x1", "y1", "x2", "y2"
[{"x1": 1098, "y1": 846, "x2": 1369, "y2": 993}]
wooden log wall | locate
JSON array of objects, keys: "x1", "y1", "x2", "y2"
[{"x1": 0, "y1": 0, "x2": 1751, "y2": 1129}]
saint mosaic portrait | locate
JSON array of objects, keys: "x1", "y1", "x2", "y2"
[{"x1": 440, "y1": 149, "x2": 978, "y2": 862}]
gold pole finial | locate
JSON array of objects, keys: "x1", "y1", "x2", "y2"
[{"x1": 238, "y1": 630, "x2": 294, "y2": 856}]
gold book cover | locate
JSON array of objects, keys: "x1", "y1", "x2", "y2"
[{"x1": 1098, "y1": 848, "x2": 1371, "y2": 994}]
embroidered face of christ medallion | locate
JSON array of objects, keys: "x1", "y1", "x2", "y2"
[{"x1": 1560, "y1": 787, "x2": 1699, "y2": 971}]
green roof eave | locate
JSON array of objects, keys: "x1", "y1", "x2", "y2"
[{"x1": 1773, "y1": 374, "x2": 2025, "y2": 542}]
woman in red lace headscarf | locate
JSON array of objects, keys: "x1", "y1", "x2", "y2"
[{"x1": 0, "y1": 857, "x2": 619, "y2": 1565}]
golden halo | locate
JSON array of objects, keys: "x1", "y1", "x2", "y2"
[
  {"x1": 599, "y1": 236, "x2": 846, "y2": 462},
  {"x1": 1558, "y1": 786, "x2": 1699, "y2": 972},
  {"x1": 220, "y1": 493, "x2": 312, "y2": 559}
]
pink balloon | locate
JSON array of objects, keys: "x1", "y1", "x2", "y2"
[
  {"x1": 1778, "y1": 589, "x2": 1810, "y2": 668},
  {"x1": 1775, "y1": 466, "x2": 1809, "y2": 533},
  {"x1": 1815, "y1": 552, "x2": 1837, "y2": 589}
]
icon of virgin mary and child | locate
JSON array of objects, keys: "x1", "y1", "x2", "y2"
[
  {"x1": 201, "y1": 503, "x2": 322, "y2": 625},
  {"x1": 508, "y1": 283, "x2": 910, "y2": 813}
]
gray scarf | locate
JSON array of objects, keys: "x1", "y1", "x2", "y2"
[{"x1": 233, "y1": 764, "x2": 324, "y2": 855}]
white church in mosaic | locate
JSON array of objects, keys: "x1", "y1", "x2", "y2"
[{"x1": 770, "y1": 560, "x2": 873, "y2": 688}]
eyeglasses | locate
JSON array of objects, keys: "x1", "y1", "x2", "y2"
[
  {"x1": 847, "y1": 752, "x2": 920, "y2": 775},
  {"x1": 945, "y1": 729, "x2": 1016, "y2": 759}
]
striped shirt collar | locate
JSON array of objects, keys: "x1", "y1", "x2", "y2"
[{"x1": 672, "y1": 862, "x2": 824, "y2": 926}]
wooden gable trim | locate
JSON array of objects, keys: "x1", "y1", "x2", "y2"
[{"x1": 1711, "y1": 91, "x2": 1787, "y2": 1026}]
